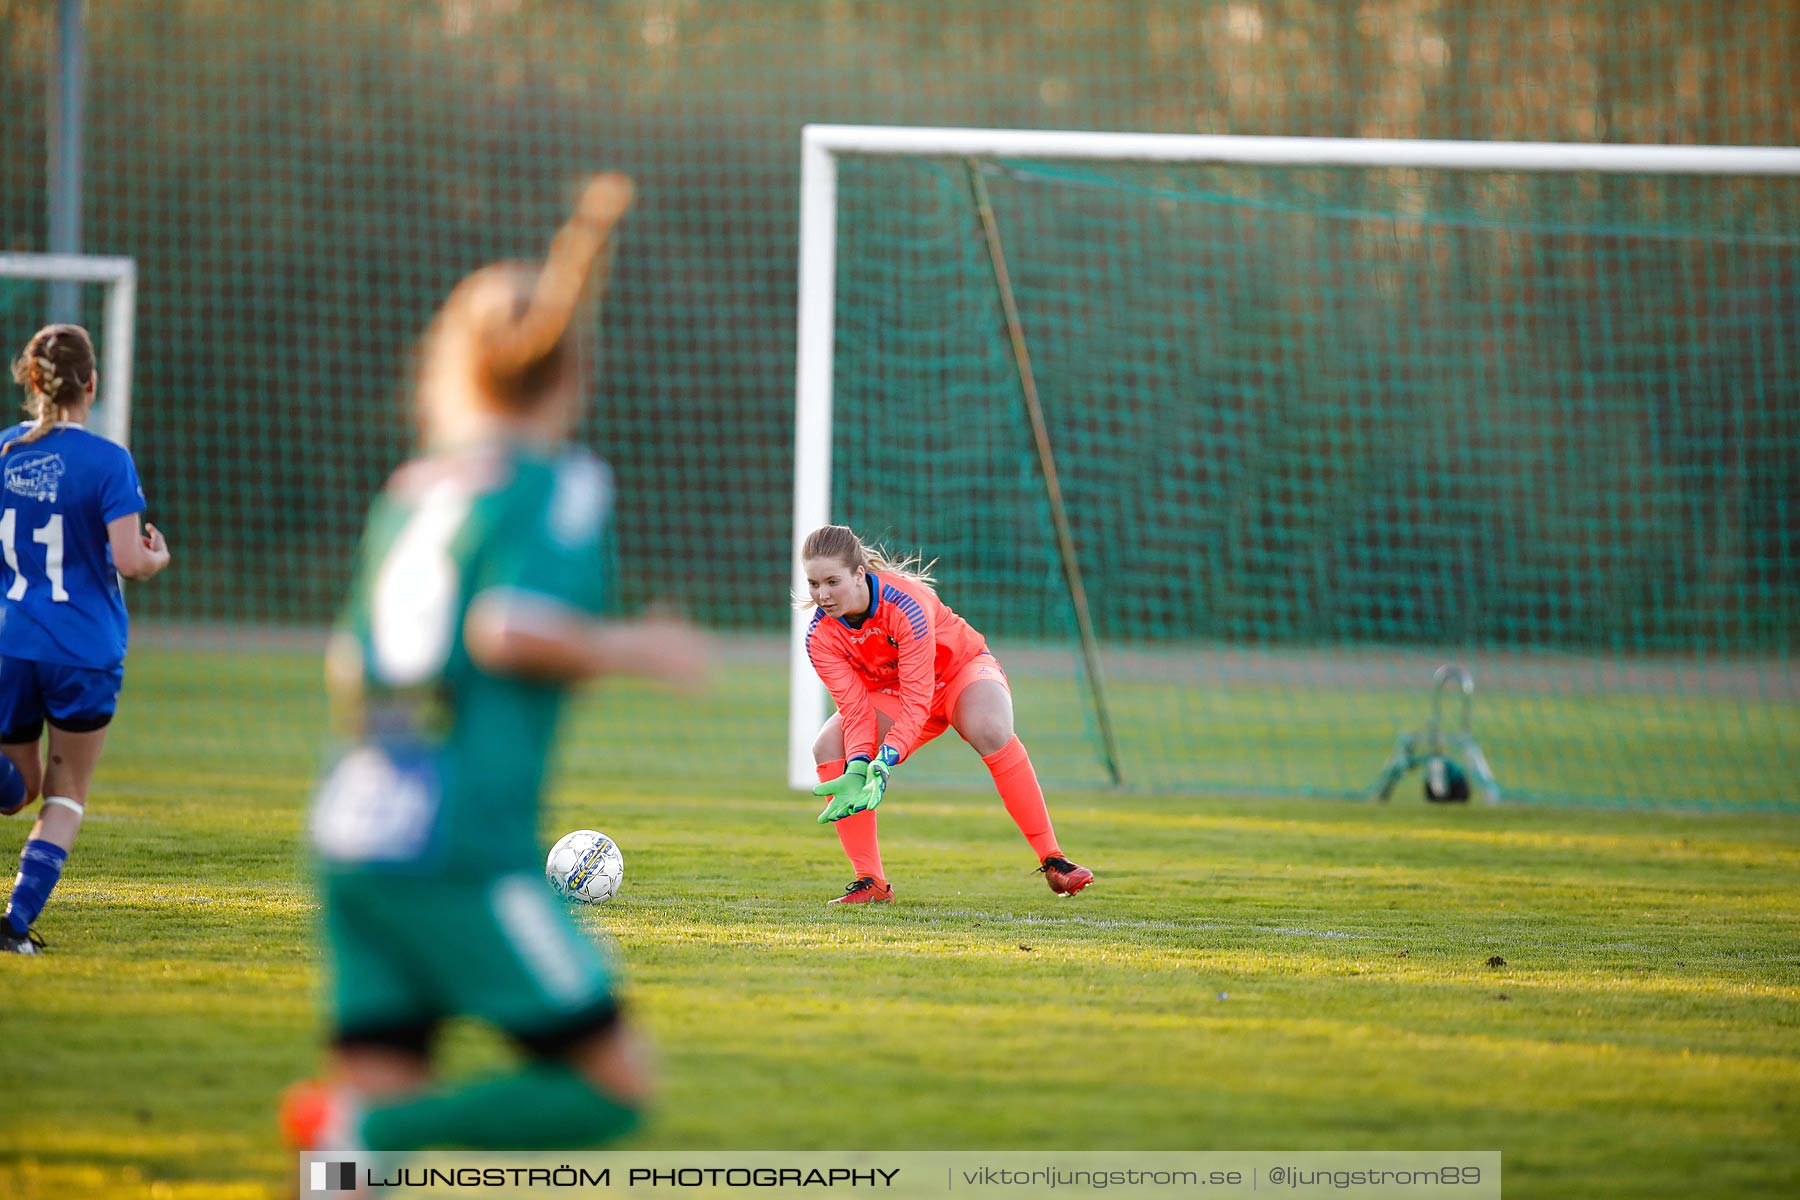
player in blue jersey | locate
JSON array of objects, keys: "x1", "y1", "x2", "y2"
[{"x1": 0, "y1": 323, "x2": 170, "y2": 954}]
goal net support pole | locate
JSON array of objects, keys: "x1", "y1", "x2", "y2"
[{"x1": 0, "y1": 252, "x2": 138, "y2": 448}]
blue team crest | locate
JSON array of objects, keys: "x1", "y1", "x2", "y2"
[{"x1": 4, "y1": 452, "x2": 65, "y2": 503}]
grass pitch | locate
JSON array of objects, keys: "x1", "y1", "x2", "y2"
[{"x1": 1, "y1": 645, "x2": 1796, "y2": 1199}]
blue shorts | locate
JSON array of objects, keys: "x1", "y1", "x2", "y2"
[{"x1": 0, "y1": 657, "x2": 124, "y2": 742}]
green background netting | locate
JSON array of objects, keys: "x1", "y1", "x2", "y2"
[
  {"x1": 0, "y1": 1, "x2": 1794, "y2": 805},
  {"x1": 832, "y1": 158, "x2": 1797, "y2": 804}
]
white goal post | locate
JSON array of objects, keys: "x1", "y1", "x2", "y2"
[
  {"x1": 787, "y1": 124, "x2": 1800, "y2": 789},
  {"x1": 0, "y1": 252, "x2": 138, "y2": 448}
]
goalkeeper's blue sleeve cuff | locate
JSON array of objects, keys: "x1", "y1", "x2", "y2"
[{"x1": 847, "y1": 754, "x2": 872, "y2": 765}]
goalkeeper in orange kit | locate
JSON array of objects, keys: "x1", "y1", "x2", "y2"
[{"x1": 800, "y1": 524, "x2": 1093, "y2": 904}]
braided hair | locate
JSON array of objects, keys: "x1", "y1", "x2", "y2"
[{"x1": 7, "y1": 323, "x2": 94, "y2": 453}]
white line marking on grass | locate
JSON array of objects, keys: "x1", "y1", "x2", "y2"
[{"x1": 916, "y1": 907, "x2": 1366, "y2": 940}]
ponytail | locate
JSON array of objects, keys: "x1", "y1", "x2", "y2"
[
  {"x1": 7, "y1": 324, "x2": 94, "y2": 454},
  {"x1": 470, "y1": 174, "x2": 635, "y2": 410}
]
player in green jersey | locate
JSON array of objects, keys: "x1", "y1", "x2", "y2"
[{"x1": 282, "y1": 175, "x2": 707, "y2": 1154}]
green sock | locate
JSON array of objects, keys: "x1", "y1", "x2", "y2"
[{"x1": 359, "y1": 1061, "x2": 641, "y2": 1150}]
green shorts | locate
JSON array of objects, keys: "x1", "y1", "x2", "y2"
[{"x1": 322, "y1": 869, "x2": 618, "y2": 1045}]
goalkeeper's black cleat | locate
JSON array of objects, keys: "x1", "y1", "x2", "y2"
[
  {"x1": 0, "y1": 925, "x2": 46, "y2": 954},
  {"x1": 826, "y1": 876, "x2": 894, "y2": 905},
  {"x1": 1038, "y1": 855, "x2": 1094, "y2": 896}
]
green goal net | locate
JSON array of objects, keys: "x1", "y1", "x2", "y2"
[{"x1": 805, "y1": 134, "x2": 1799, "y2": 808}]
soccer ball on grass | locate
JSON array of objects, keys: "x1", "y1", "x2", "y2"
[{"x1": 546, "y1": 829, "x2": 625, "y2": 903}]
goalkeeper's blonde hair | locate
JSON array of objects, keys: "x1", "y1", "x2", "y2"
[
  {"x1": 415, "y1": 174, "x2": 633, "y2": 425},
  {"x1": 798, "y1": 525, "x2": 938, "y2": 608}
]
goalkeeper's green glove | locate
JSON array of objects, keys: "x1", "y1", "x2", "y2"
[
  {"x1": 812, "y1": 754, "x2": 894, "y2": 823},
  {"x1": 856, "y1": 755, "x2": 891, "y2": 814},
  {"x1": 814, "y1": 759, "x2": 872, "y2": 824}
]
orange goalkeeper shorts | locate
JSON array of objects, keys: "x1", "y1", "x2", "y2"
[{"x1": 866, "y1": 652, "x2": 1010, "y2": 749}]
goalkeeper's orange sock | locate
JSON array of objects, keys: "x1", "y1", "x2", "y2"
[
  {"x1": 818, "y1": 758, "x2": 884, "y2": 883},
  {"x1": 983, "y1": 737, "x2": 1061, "y2": 861}
]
